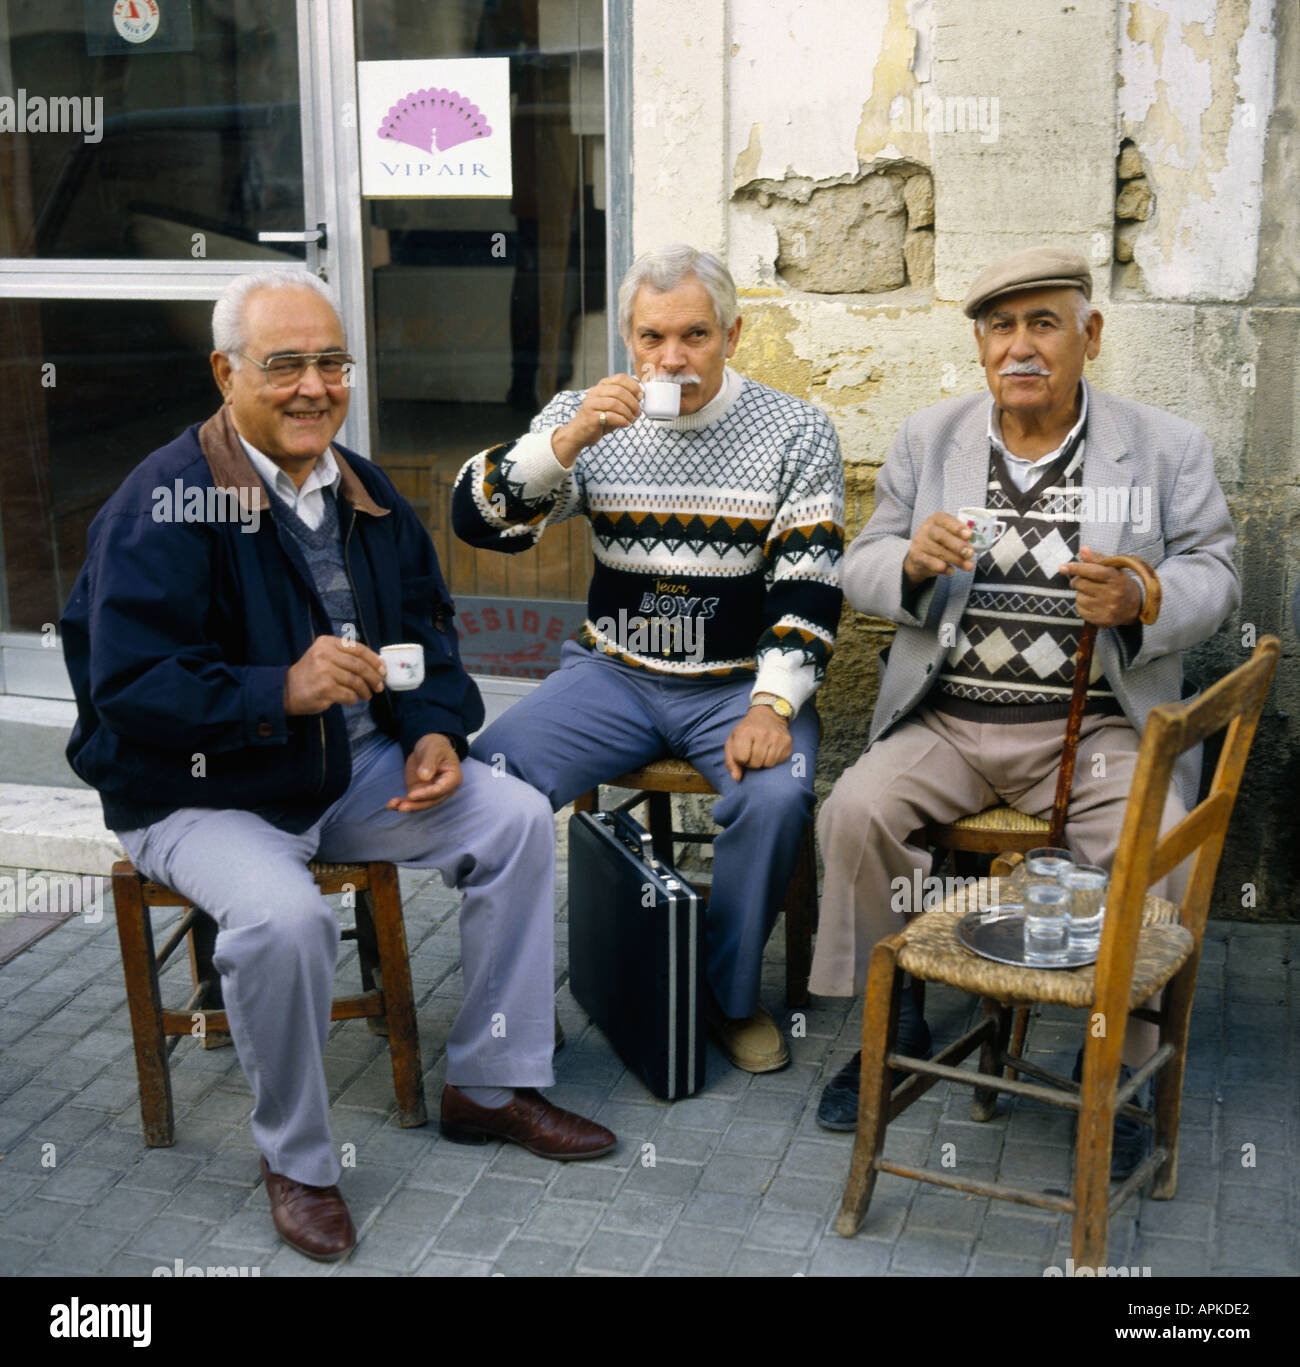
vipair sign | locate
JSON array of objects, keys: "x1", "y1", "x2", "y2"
[{"x1": 357, "y1": 58, "x2": 512, "y2": 199}]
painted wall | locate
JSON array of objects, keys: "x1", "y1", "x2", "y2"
[{"x1": 630, "y1": 0, "x2": 1298, "y2": 921}]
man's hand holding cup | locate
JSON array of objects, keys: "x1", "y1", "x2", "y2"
[
  {"x1": 551, "y1": 374, "x2": 643, "y2": 468},
  {"x1": 903, "y1": 512, "x2": 978, "y2": 585}
]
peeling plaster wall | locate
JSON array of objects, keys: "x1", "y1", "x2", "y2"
[
  {"x1": 727, "y1": 0, "x2": 892, "y2": 188},
  {"x1": 1119, "y1": 0, "x2": 1277, "y2": 300},
  {"x1": 628, "y1": 0, "x2": 1295, "y2": 920}
]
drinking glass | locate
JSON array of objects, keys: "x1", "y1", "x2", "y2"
[
  {"x1": 1060, "y1": 863, "x2": 1108, "y2": 955},
  {"x1": 1023, "y1": 883, "x2": 1071, "y2": 964},
  {"x1": 1025, "y1": 846, "x2": 1074, "y2": 887}
]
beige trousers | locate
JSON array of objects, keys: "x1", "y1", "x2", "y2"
[{"x1": 810, "y1": 707, "x2": 1188, "y2": 1064}]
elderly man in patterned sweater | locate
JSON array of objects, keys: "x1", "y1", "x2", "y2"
[{"x1": 453, "y1": 244, "x2": 844, "y2": 1074}]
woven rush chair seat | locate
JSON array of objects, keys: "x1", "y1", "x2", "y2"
[
  {"x1": 896, "y1": 881, "x2": 1192, "y2": 1009},
  {"x1": 942, "y1": 805, "x2": 1051, "y2": 835},
  {"x1": 926, "y1": 803, "x2": 1051, "y2": 857},
  {"x1": 112, "y1": 856, "x2": 426, "y2": 1148},
  {"x1": 574, "y1": 756, "x2": 818, "y2": 1007}
]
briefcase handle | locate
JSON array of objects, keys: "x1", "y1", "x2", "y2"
[{"x1": 606, "y1": 809, "x2": 655, "y2": 862}]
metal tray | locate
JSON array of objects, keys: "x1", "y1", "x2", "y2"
[{"x1": 956, "y1": 904, "x2": 1098, "y2": 970}]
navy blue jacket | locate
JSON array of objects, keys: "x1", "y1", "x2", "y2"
[{"x1": 62, "y1": 405, "x2": 484, "y2": 833}]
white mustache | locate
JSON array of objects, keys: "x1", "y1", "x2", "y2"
[
  {"x1": 1000, "y1": 361, "x2": 1050, "y2": 376},
  {"x1": 644, "y1": 371, "x2": 702, "y2": 386}
]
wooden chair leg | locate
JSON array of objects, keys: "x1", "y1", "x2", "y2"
[
  {"x1": 366, "y1": 862, "x2": 427, "y2": 1128},
  {"x1": 835, "y1": 937, "x2": 902, "y2": 1236},
  {"x1": 1071, "y1": 1041, "x2": 1121, "y2": 1271},
  {"x1": 111, "y1": 864, "x2": 175, "y2": 1148},
  {"x1": 1005, "y1": 1005, "x2": 1032, "y2": 1079},
  {"x1": 572, "y1": 788, "x2": 596, "y2": 814},
  {"x1": 783, "y1": 822, "x2": 816, "y2": 1009},
  {"x1": 186, "y1": 911, "x2": 232, "y2": 1049},
  {"x1": 972, "y1": 998, "x2": 1011, "y2": 1121},
  {"x1": 1151, "y1": 967, "x2": 1194, "y2": 1200}
]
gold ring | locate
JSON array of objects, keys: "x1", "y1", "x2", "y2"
[{"x1": 599, "y1": 410, "x2": 607, "y2": 427}]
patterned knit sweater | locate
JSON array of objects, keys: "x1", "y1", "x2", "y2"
[
  {"x1": 935, "y1": 428, "x2": 1117, "y2": 722},
  {"x1": 452, "y1": 369, "x2": 844, "y2": 712}
]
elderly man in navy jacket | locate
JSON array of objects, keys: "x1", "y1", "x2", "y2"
[{"x1": 62, "y1": 269, "x2": 614, "y2": 1263}]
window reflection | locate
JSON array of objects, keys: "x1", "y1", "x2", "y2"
[{"x1": 358, "y1": 0, "x2": 606, "y2": 675}]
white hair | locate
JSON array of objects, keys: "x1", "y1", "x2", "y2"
[
  {"x1": 617, "y1": 244, "x2": 738, "y2": 339},
  {"x1": 212, "y1": 269, "x2": 341, "y2": 368},
  {"x1": 975, "y1": 287, "x2": 1095, "y2": 336}
]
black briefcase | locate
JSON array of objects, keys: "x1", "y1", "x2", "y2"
[{"x1": 567, "y1": 809, "x2": 706, "y2": 1100}]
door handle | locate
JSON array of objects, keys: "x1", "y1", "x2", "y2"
[{"x1": 257, "y1": 222, "x2": 327, "y2": 248}]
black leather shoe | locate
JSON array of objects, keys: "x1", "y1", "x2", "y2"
[
  {"x1": 817, "y1": 991, "x2": 932, "y2": 1132},
  {"x1": 1072, "y1": 1048, "x2": 1152, "y2": 1179}
]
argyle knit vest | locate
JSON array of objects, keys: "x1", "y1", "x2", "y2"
[
  {"x1": 266, "y1": 486, "x2": 378, "y2": 748},
  {"x1": 932, "y1": 428, "x2": 1118, "y2": 724}
]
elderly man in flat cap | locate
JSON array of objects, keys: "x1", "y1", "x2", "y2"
[{"x1": 810, "y1": 246, "x2": 1240, "y2": 1170}]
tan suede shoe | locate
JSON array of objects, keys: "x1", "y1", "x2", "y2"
[{"x1": 707, "y1": 999, "x2": 790, "y2": 1073}]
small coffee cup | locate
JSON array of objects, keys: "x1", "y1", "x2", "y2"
[
  {"x1": 380, "y1": 643, "x2": 424, "y2": 691},
  {"x1": 956, "y1": 506, "x2": 1008, "y2": 554},
  {"x1": 641, "y1": 379, "x2": 681, "y2": 421}
]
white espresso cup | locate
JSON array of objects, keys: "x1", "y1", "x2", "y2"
[
  {"x1": 380, "y1": 643, "x2": 424, "y2": 691},
  {"x1": 641, "y1": 379, "x2": 681, "y2": 420},
  {"x1": 956, "y1": 506, "x2": 1008, "y2": 553}
]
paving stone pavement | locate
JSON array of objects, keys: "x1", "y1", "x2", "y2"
[{"x1": 0, "y1": 861, "x2": 1296, "y2": 1278}]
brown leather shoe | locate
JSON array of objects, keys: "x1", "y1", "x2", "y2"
[
  {"x1": 440, "y1": 1085, "x2": 616, "y2": 1160},
  {"x1": 259, "y1": 1157, "x2": 356, "y2": 1262}
]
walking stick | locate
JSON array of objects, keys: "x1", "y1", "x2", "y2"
[{"x1": 1006, "y1": 554, "x2": 1162, "y2": 1069}]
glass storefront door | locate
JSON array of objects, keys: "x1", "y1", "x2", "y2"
[
  {"x1": 356, "y1": 0, "x2": 606, "y2": 680},
  {"x1": 0, "y1": 0, "x2": 613, "y2": 698},
  {"x1": 0, "y1": 0, "x2": 367, "y2": 699}
]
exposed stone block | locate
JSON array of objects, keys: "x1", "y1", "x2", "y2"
[
  {"x1": 768, "y1": 176, "x2": 907, "y2": 294},
  {"x1": 902, "y1": 173, "x2": 934, "y2": 228},
  {"x1": 1116, "y1": 178, "x2": 1153, "y2": 221},
  {"x1": 904, "y1": 229, "x2": 935, "y2": 286},
  {"x1": 1117, "y1": 141, "x2": 1143, "y2": 180},
  {"x1": 1115, "y1": 220, "x2": 1141, "y2": 263}
]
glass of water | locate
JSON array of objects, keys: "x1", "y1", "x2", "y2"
[
  {"x1": 1025, "y1": 846, "x2": 1074, "y2": 887},
  {"x1": 1060, "y1": 863, "x2": 1108, "y2": 956},
  {"x1": 1023, "y1": 883, "x2": 1071, "y2": 964}
]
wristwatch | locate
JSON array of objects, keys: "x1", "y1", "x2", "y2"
[{"x1": 751, "y1": 691, "x2": 794, "y2": 720}]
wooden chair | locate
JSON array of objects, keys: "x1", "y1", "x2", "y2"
[
  {"x1": 835, "y1": 638, "x2": 1280, "y2": 1271},
  {"x1": 573, "y1": 757, "x2": 819, "y2": 1007},
  {"x1": 111, "y1": 858, "x2": 426, "y2": 1147}
]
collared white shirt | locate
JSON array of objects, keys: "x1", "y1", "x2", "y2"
[
  {"x1": 239, "y1": 435, "x2": 341, "y2": 531},
  {"x1": 988, "y1": 378, "x2": 1090, "y2": 492}
]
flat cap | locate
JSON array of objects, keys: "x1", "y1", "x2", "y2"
[{"x1": 963, "y1": 246, "x2": 1092, "y2": 318}]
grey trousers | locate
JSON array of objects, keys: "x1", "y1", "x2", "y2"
[
  {"x1": 117, "y1": 733, "x2": 557, "y2": 1187},
  {"x1": 810, "y1": 707, "x2": 1188, "y2": 1063}
]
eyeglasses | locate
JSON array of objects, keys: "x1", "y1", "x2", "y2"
[{"x1": 236, "y1": 351, "x2": 354, "y2": 386}]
